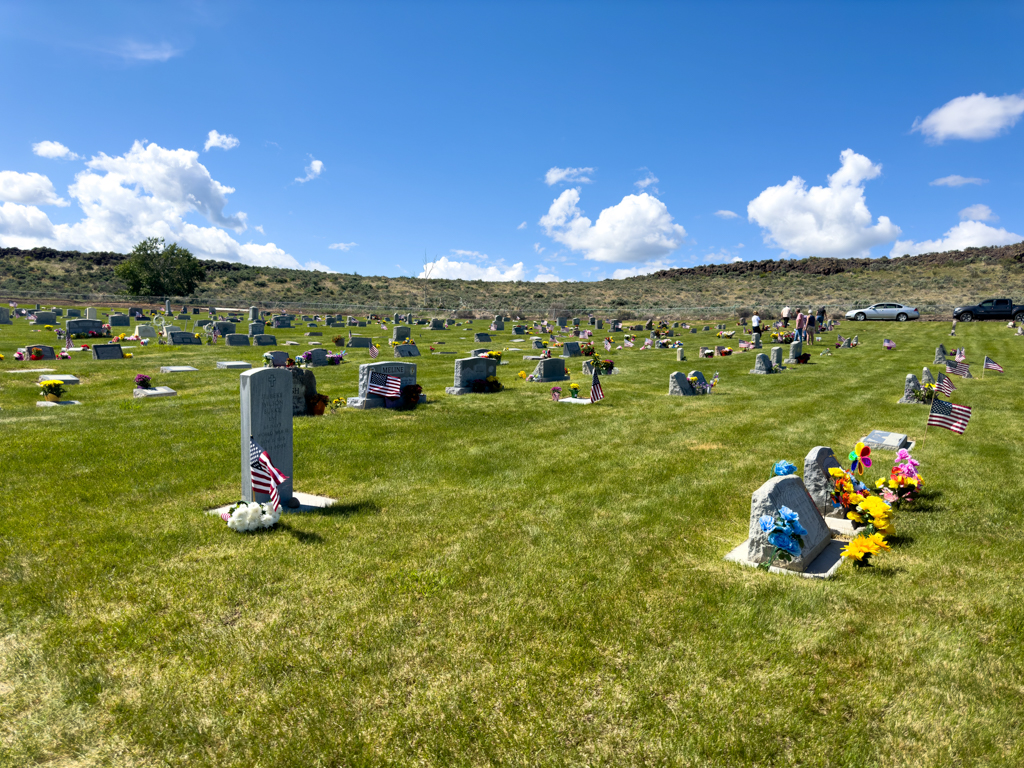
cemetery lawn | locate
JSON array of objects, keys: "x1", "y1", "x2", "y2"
[{"x1": 2, "y1": 318, "x2": 1024, "y2": 767}]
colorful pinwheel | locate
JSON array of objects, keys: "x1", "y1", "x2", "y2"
[{"x1": 849, "y1": 442, "x2": 871, "y2": 476}]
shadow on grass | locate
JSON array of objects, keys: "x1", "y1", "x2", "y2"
[
  {"x1": 318, "y1": 500, "x2": 382, "y2": 518},
  {"x1": 887, "y1": 534, "x2": 915, "y2": 548},
  {"x1": 906, "y1": 489, "x2": 942, "y2": 514},
  {"x1": 276, "y1": 520, "x2": 324, "y2": 544}
]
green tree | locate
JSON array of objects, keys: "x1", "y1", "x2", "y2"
[{"x1": 114, "y1": 238, "x2": 206, "y2": 296}]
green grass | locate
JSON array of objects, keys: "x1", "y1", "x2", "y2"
[{"x1": 2, "y1": 314, "x2": 1023, "y2": 767}]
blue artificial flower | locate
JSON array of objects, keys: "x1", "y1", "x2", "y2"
[
  {"x1": 768, "y1": 531, "x2": 802, "y2": 558},
  {"x1": 773, "y1": 460, "x2": 797, "y2": 476},
  {"x1": 778, "y1": 506, "x2": 808, "y2": 537},
  {"x1": 758, "y1": 514, "x2": 775, "y2": 533}
]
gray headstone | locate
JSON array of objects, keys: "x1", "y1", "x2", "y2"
[
  {"x1": 304, "y1": 331, "x2": 322, "y2": 337},
  {"x1": 921, "y1": 367, "x2": 936, "y2": 386},
  {"x1": 394, "y1": 344, "x2": 420, "y2": 357},
  {"x1": 290, "y1": 368, "x2": 317, "y2": 416},
  {"x1": 446, "y1": 356, "x2": 499, "y2": 394},
  {"x1": 67, "y1": 319, "x2": 104, "y2": 336},
  {"x1": 530, "y1": 357, "x2": 569, "y2": 382},
  {"x1": 803, "y1": 446, "x2": 845, "y2": 518},
  {"x1": 213, "y1": 321, "x2": 236, "y2": 335},
  {"x1": 751, "y1": 332, "x2": 762, "y2": 349},
  {"x1": 23, "y1": 344, "x2": 56, "y2": 360},
  {"x1": 429, "y1": 318, "x2": 445, "y2": 330},
  {"x1": 249, "y1": 322, "x2": 265, "y2": 336},
  {"x1": 668, "y1": 371, "x2": 695, "y2": 396},
  {"x1": 491, "y1": 320, "x2": 505, "y2": 331},
  {"x1": 689, "y1": 370, "x2": 707, "y2": 387},
  {"x1": 226, "y1": 334, "x2": 250, "y2": 346},
  {"x1": 347, "y1": 361, "x2": 420, "y2": 409},
  {"x1": 0, "y1": 307, "x2": 11, "y2": 324},
  {"x1": 393, "y1": 326, "x2": 411, "y2": 342},
  {"x1": 860, "y1": 430, "x2": 912, "y2": 452},
  {"x1": 240, "y1": 368, "x2": 294, "y2": 504},
  {"x1": 746, "y1": 475, "x2": 831, "y2": 572},
  {"x1": 165, "y1": 300, "x2": 171, "y2": 314},
  {"x1": 934, "y1": 346, "x2": 948, "y2": 365},
  {"x1": 85, "y1": 307, "x2": 98, "y2": 320},
  {"x1": 249, "y1": 306, "x2": 259, "y2": 322},
  {"x1": 840, "y1": 337, "x2": 851, "y2": 348},
  {"x1": 92, "y1": 344, "x2": 124, "y2": 360},
  {"x1": 65, "y1": 309, "x2": 81, "y2": 318},
  {"x1": 474, "y1": 333, "x2": 492, "y2": 343},
  {"x1": 135, "y1": 325, "x2": 157, "y2": 338},
  {"x1": 770, "y1": 347, "x2": 784, "y2": 369},
  {"x1": 532, "y1": 340, "x2": 545, "y2": 349},
  {"x1": 562, "y1": 341, "x2": 582, "y2": 358},
  {"x1": 307, "y1": 348, "x2": 328, "y2": 367},
  {"x1": 702, "y1": 325, "x2": 710, "y2": 331},
  {"x1": 676, "y1": 347, "x2": 686, "y2": 361},
  {"x1": 109, "y1": 314, "x2": 129, "y2": 327},
  {"x1": 272, "y1": 316, "x2": 292, "y2": 328},
  {"x1": 897, "y1": 374, "x2": 922, "y2": 404},
  {"x1": 253, "y1": 334, "x2": 277, "y2": 346},
  {"x1": 32, "y1": 311, "x2": 57, "y2": 325},
  {"x1": 784, "y1": 340, "x2": 802, "y2": 364},
  {"x1": 347, "y1": 336, "x2": 371, "y2": 348},
  {"x1": 596, "y1": 319, "x2": 603, "y2": 329},
  {"x1": 750, "y1": 353, "x2": 774, "y2": 374}
]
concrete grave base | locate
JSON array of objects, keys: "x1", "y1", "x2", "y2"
[
  {"x1": 445, "y1": 386, "x2": 472, "y2": 395},
  {"x1": 724, "y1": 539, "x2": 844, "y2": 579},
  {"x1": 36, "y1": 400, "x2": 81, "y2": 407},
  {"x1": 824, "y1": 517, "x2": 857, "y2": 536},
  {"x1": 160, "y1": 366, "x2": 199, "y2": 373},
  {"x1": 207, "y1": 492, "x2": 339, "y2": 517},
  {"x1": 346, "y1": 394, "x2": 427, "y2": 409},
  {"x1": 216, "y1": 361, "x2": 252, "y2": 370},
  {"x1": 39, "y1": 375, "x2": 79, "y2": 385},
  {"x1": 6, "y1": 368, "x2": 56, "y2": 374},
  {"x1": 133, "y1": 386, "x2": 177, "y2": 398},
  {"x1": 557, "y1": 397, "x2": 592, "y2": 404}
]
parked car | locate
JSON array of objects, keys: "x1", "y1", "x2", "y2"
[
  {"x1": 952, "y1": 298, "x2": 1024, "y2": 323},
  {"x1": 844, "y1": 303, "x2": 920, "y2": 322}
]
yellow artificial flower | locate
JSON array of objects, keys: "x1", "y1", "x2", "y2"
[
  {"x1": 847, "y1": 510, "x2": 865, "y2": 524},
  {"x1": 858, "y1": 496, "x2": 891, "y2": 517},
  {"x1": 518, "y1": 370, "x2": 526, "y2": 379},
  {"x1": 847, "y1": 492, "x2": 865, "y2": 506},
  {"x1": 875, "y1": 478, "x2": 886, "y2": 489},
  {"x1": 840, "y1": 539, "x2": 870, "y2": 561},
  {"x1": 867, "y1": 532, "x2": 890, "y2": 551},
  {"x1": 828, "y1": 467, "x2": 847, "y2": 478}
]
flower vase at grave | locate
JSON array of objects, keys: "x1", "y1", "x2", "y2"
[{"x1": 45, "y1": 393, "x2": 60, "y2": 402}]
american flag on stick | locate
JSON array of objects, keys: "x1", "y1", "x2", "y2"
[
  {"x1": 955, "y1": 348, "x2": 966, "y2": 362},
  {"x1": 589, "y1": 369, "x2": 604, "y2": 402},
  {"x1": 883, "y1": 339, "x2": 895, "y2": 350},
  {"x1": 624, "y1": 338, "x2": 634, "y2": 348},
  {"x1": 935, "y1": 374, "x2": 956, "y2": 397},
  {"x1": 369, "y1": 341, "x2": 379, "y2": 359},
  {"x1": 927, "y1": 399, "x2": 972, "y2": 435},
  {"x1": 249, "y1": 437, "x2": 288, "y2": 511},
  {"x1": 368, "y1": 371, "x2": 401, "y2": 397},
  {"x1": 946, "y1": 360, "x2": 970, "y2": 378},
  {"x1": 65, "y1": 332, "x2": 73, "y2": 351},
  {"x1": 604, "y1": 338, "x2": 612, "y2": 351},
  {"x1": 983, "y1": 356, "x2": 1004, "y2": 373}
]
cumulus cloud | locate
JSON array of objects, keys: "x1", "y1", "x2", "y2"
[
  {"x1": 533, "y1": 270, "x2": 563, "y2": 282},
  {"x1": 329, "y1": 242, "x2": 358, "y2": 251},
  {"x1": 539, "y1": 189, "x2": 686, "y2": 263},
  {"x1": 115, "y1": 40, "x2": 182, "y2": 62},
  {"x1": 611, "y1": 258, "x2": 675, "y2": 279},
  {"x1": 517, "y1": 221, "x2": 527, "y2": 229},
  {"x1": 544, "y1": 166, "x2": 594, "y2": 186},
  {"x1": 0, "y1": 140, "x2": 305, "y2": 269},
  {"x1": 296, "y1": 157, "x2": 324, "y2": 183},
  {"x1": 930, "y1": 175, "x2": 987, "y2": 187},
  {"x1": 959, "y1": 204, "x2": 996, "y2": 222},
  {"x1": 32, "y1": 141, "x2": 80, "y2": 160},
  {"x1": 305, "y1": 261, "x2": 337, "y2": 272},
  {"x1": 418, "y1": 255, "x2": 526, "y2": 281},
  {"x1": 204, "y1": 130, "x2": 240, "y2": 151},
  {"x1": 714, "y1": 209, "x2": 739, "y2": 219},
  {"x1": 635, "y1": 171, "x2": 659, "y2": 193},
  {"x1": 255, "y1": 225, "x2": 264, "y2": 234},
  {"x1": 747, "y1": 149, "x2": 900, "y2": 258},
  {"x1": 891, "y1": 220, "x2": 1021, "y2": 257},
  {"x1": 912, "y1": 92, "x2": 1024, "y2": 143},
  {"x1": 0, "y1": 171, "x2": 68, "y2": 207}
]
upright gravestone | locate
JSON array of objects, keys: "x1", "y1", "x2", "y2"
[
  {"x1": 272, "y1": 316, "x2": 292, "y2": 329},
  {"x1": 921, "y1": 367, "x2": 936, "y2": 386},
  {"x1": 169, "y1": 331, "x2": 201, "y2": 345},
  {"x1": 346, "y1": 361, "x2": 422, "y2": 409},
  {"x1": 253, "y1": 334, "x2": 277, "y2": 346},
  {"x1": 308, "y1": 348, "x2": 328, "y2": 367},
  {"x1": 395, "y1": 344, "x2": 420, "y2": 357},
  {"x1": 249, "y1": 306, "x2": 259, "y2": 322},
  {"x1": 474, "y1": 333, "x2": 492, "y2": 343},
  {"x1": 85, "y1": 307, "x2": 98, "y2": 320},
  {"x1": 226, "y1": 334, "x2": 250, "y2": 347},
  {"x1": 446, "y1": 356, "x2": 499, "y2": 395},
  {"x1": 676, "y1": 347, "x2": 686, "y2": 362},
  {"x1": 31, "y1": 311, "x2": 57, "y2": 325},
  {"x1": 213, "y1": 321, "x2": 236, "y2": 335},
  {"x1": 290, "y1": 368, "x2": 317, "y2": 415},
  {"x1": 249, "y1": 322, "x2": 265, "y2": 336},
  {"x1": 530, "y1": 357, "x2": 569, "y2": 382},
  {"x1": 840, "y1": 337, "x2": 851, "y2": 348},
  {"x1": 803, "y1": 446, "x2": 845, "y2": 518},
  {"x1": 393, "y1": 326, "x2": 411, "y2": 342},
  {"x1": 934, "y1": 345, "x2": 948, "y2": 365},
  {"x1": 92, "y1": 344, "x2": 124, "y2": 360},
  {"x1": 109, "y1": 314, "x2": 130, "y2": 327},
  {"x1": 897, "y1": 374, "x2": 922, "y2": 404},
  {"x1": 668, "y1": 371, "x2": 695, "y2": 396},
  {"x1": 750, "y1": 353, "x2": 774, "y2": 374},
  {"x1": 65, "y1": 309, "x2": 81, "y2": 318},
  {"x1": 240, "y1": 368, "x2": 294, "y2": 506},
  {"x1": 22, "y1": 345, "x2": 56, "y2": 360},
  {"x1": 429, "y1": 318, "x2": 445, "y2": 330},
  {"x1": 596, "y1": 319, "x2": 603, "y2": 329},
  {"x1": 784, "y1": 340, "x2": 803, "y2": 364},
  {"x1": 0, "y1": 307, "x2": 10, "y2": 324},
  {"x1": 562, "y1": 341, "x2": 582, "y2": 358},
  {"x1": 532, "y1": 339, "x2": 545, "y2": 349},
  {"x1": 135, "y1": 325, "x2": 157, "y2": 338},
  {"x1": 770, "y1": 346, "x2": 784, "y2": 369},
  {"x1": 165, "y1": 300, "x2": 171, "y2": 314},
  {"x1": 491, "y1": 320, "x2": 505, "y2": 331},
  {"x1": 346, "y1": 336, "x2": 371, "y2": 348},
  {"x1": 67, "y1": 319, "x2": 103, "y2": 336},
  {"x1": 743, "y1": 475, "x2": 831, "y2": 572}
]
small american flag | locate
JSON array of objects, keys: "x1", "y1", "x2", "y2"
[
  {"x1": 946, "y1": 360, "x2": 970, "y2": 378},
  {"x1": 369, "y1": 342, "x2": 379, "y2": 359},
  {"x1": 589, "y1": 369, "x2": 604, "y2": 402},
  {"x1": 604, "y1": 338, "x2": 611, "y2": 351},
  {"x1": 883, "y1": 339, "x2": 895, "y2": 350},
  {"x1": 549, "y1": 334, "x2": 557, "y2": 344},
  {"x1": 65, "y1": 332, "x2": 73, "y2": 351},
  {"x1": 368, "y1": 371, "x2": 401, "y2": 397},
  {"x1": 836, "y1": 334, "x2": 846, "y2": 344},
  {"x1": 212, "y1": 326, "x2": 219, "y2": 342},
  {"x1": 928, "y1": 399, "x2": 972, "y2": 435},
  {"x1": 955, "y1": 348, "x2": 966, "y2": 362},
  {"x1": 983, "y1": 356, "x2": 1003, "y2": 373},
  {"x1": 28, "y1": 313, "x2": 37, "y2": 322},
  {"x1": 936, "y1": 374, "x2": 956, "y2": 397},
  {"x1": 624, "y1": 338, "x2": 634, "y2": 348},
  {"x1": 250, "y1": 437, "x2": 288, "y2": 511}
]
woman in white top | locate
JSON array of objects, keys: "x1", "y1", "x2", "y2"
[
  {"x1": 782, "y1": 306, "x2": 791, "y2": 327},
  {"x1": 751, "y1": 312, "x2": 761, "y2": 335}
]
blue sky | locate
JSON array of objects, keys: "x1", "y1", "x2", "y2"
[{"x1": 1, "y1": 1, "x2": 1022, "y2": 282}]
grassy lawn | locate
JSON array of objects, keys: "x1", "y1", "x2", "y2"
[{"x1": 2, "y1": 314, "x2": 1023, "y2": 767}]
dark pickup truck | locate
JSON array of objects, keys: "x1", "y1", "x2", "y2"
[{"x1": 953, "y1": 299, "x2": 1024, "y2": 323}]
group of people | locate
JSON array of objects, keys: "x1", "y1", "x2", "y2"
[{"x1": 748, "y1": 306, "x2": 829, "y2": 344}]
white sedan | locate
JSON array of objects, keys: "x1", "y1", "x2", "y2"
[{"x1": 845, "y1": 303, "x2": 920, "y2": 321}]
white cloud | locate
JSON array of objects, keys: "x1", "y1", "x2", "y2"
[
  {"x1": 296, "y1": 158, "x2": 324, "y2": 183},
  {"x1": 0, "y1": 140, "x2": 306, "y2": 269},
  {"x1": 329, "y1": 242, "x2": 358, "y2": 251},
  {"x1": 747, "y1": 149, "x2": 900, "y2": 258},
  {"x1": 959, "y1": 204, "x2": 996, "y2": 222},
  {"x1": 305, "y1": 261, "x2": 337, "y2": 272},
  {"x1": 255, "y1": 225, "x2": 264, "y2": 234},
  {"x1": 32, "y1": 141, "x2": 80, "y2": 160},
  {"x1": 930, "y1": 175, "x2": 987, "y2": 187},
  {"x1": 540, "y1": 188, "x2": 686, "y2": 263},
  {"x1": 533, "y1": 242, "x2": 545, "y2": 254},
  {"x1": 635, "y1": 171, "x2": 659, "y2": 193},
  {"x1": 533, "y1": 270, "x2": 563, "y2": 282},
  {"x1": 891, "y1": 220, "x2": 1021, "y2": 257},
  {"x1": 912, "y1": 92, "x2": 1024, "y2": 143},
  {"x1": 418, "y1": 255, "x2": 526, "y2": 281},
  {"x1": 204, "y1": 130, "x2": 240, "y2": 152},
  {"x1": 611, "y1": 258, "x2": 675, "y2": 279},
  {"x1": 0, "y1": 171, "x2": 68, "y2": 207},
  {"x1": 544, "y1": 166, "x2": 594, "y2": 186},
  {"x1": 115, "y1": 41, "x2": 181, "y2": 62},
  {"x1": 701, "y1": 249, "x2": 743, "y2": 265},
  {"x1": 714, "y1": 209, "x2": 739, "y2": 219},
  {"x1": 517, "y1": 221, "x2": 527, "y2": 229}
]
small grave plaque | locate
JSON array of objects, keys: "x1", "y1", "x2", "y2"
[
  {"x1": 134, "y1": 386, "x2": 177, "y2": 398},
  {"x1": 216, "y1": 361, "x2": 252, "y2": 370},
  {"x1": 860, "y1": 430, "x2": 912, "y2": 452},
  {"x1": 92, "y1": 344, "x2": 124, "y2": 360},
  {"x1": 159, "y1": 365, "x2": 199, "y2": 373}
]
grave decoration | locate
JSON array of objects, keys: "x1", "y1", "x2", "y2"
[
  {"x1": 135, "y1": 374, "x2": 152, "y2": 389},
  {"x1": 772, "y1": 460, "x2": 797, "y2": 476},
  {"x1": 477, "y1": 350, "x2": 502, "y2": 363},
  {"x1": 770, "y1": 331, "x2": 795, "y2": 344},
  {"x1": 551, "y1": 386, "x2": 562, "y2": 401},
  {"x1": 755, "y1": 505, "x2": 808, "y2": 571},
  {"x1": 579, "y1": 342, "x2": 595, "y2": 356},
  {"x1": 875, "y1": 448, "x2": 923, "y2": 509},
  {"x1": 220, "y1": 500, "x2": 282, "y2": 532},
  {"x1": 584, "y1": 357, "x2": 615, "y2": 375},
  {"x1": 39, "y1": 379, "x2": 66, "y2": 402}
]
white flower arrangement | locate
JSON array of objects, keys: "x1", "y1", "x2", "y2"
[{"x1": 220, "y1": 501, "x2": 280, "y2": 532}]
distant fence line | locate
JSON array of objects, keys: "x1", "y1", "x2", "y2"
[{"x1": 0, "y1": 289, "x2": 950, "y2": 317}]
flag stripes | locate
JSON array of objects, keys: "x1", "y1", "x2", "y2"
[{"x1": 927, "y1": 399, "x2": 972, "y2": 435}]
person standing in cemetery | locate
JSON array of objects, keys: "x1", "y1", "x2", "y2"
[
  {"x1": 751, "y1": 310, "x2": 762, "y2": 336},
  {"x1": 805, "y1": 310, "x2": 815, "y2": 345},
  {"x1": 793, "y1": 309, "x2": 806, "y2": 342},
  {"x1": 781, "y1": 305, "x2": 791, "y2": 327}
]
